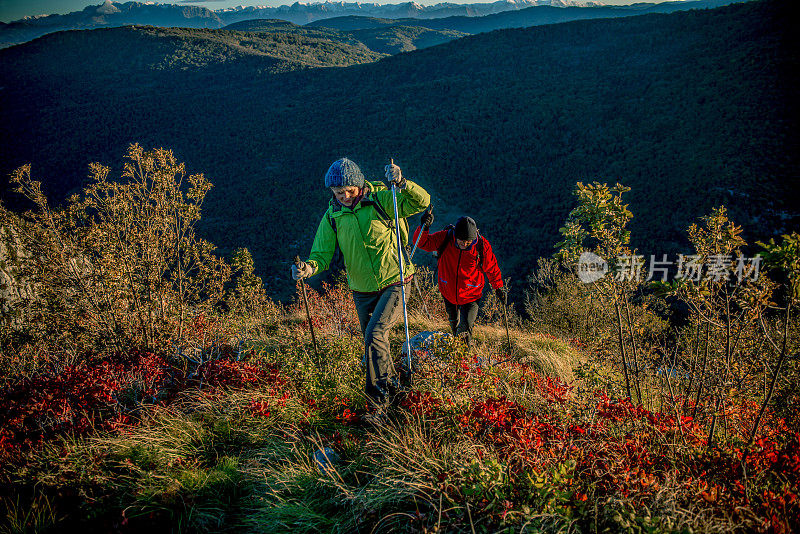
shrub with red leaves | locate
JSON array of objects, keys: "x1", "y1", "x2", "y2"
[
  {"x1": 0, "y1": 351, "x2": 292, "y2": 460},
  {"x1": 447, "y1": 378, "x2": 800, "y2": 533},
  {"x1": 400, "y1": 391, "x2": 444, "y2": 417},
  {"x1": 460, "y1": 396, "x2": 561, "y2": 459},
  {"x1": 337, "y1": 408, "x2": 360, "y2": 425},
  {"x1": 248, "y1": 400, "x2": 272, "y2": 418},
  {"x1": 290, "y1": 280, "x2": 360, "y2": 337},
  {"x1": 0, "y1": 351, "x2": 173, "y2": 457},
  {"x1": 197, "y1": 359, "x2": 286, "y2": 390},
  {"x1": 531, "y1": 373, "x2": 572, "y2": 403},
  {"x1": 248, "y1": 392, "x2": 292, "y2": 419}
]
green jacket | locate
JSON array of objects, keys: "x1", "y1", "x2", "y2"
[{"x1": 307, "y1": 180, "x2": 430, "y2": 292}]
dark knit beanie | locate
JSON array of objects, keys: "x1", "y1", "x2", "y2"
[
  {"x1": 454, "y1": 216, "x2": 478, "y2": 241},
  {"x1": 324, "y1": 158, "x2": 365, "y2": 188}
]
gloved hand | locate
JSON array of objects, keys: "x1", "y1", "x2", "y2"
[
  {"x1": 421, "y1": 207, "x2": 434, "y2": 229},
  {"x1": 291, "y1": 260, "x2": 316, "y2": 280},
  {"x1": 385, "y1": 163, "x2": 405, "y2": 189},
  {"x1": 495, "y1": 287, "x2": 506, "y2": 305}
]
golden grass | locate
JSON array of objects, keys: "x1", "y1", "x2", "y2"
[{"x1": 405, "y1": 309, "x2": 583, "y2": 384}]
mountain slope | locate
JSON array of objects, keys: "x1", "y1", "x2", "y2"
[
  {"x1": 348, "y1": 25, "x2": 469, "y2": 53},
  {"x1": 0, "y1": 0, "x2": 582, "y2": 47},
  {"x1": 0, "y1": 0, "x2": 796, "y2": 298},
  {"x1": 303, "y1": 15, "x2": 401, "y2": 31},
  {"x1": 222, "y1": 18, "x2": 367, "y2": 48},
  {"x1": 0, "y1": 24, "x2": 384, "y2": 80},
  {"x1": 223, "y1": 17, "x2": 467, "y2": 54}
]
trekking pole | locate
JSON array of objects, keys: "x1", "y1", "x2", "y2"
[
  {"x1": 409, "y1": 205, "x2": 432, "y2": 260},
  {"x1": 294, "y1": 255, "x2": 321, "y2": 365},
  {"x1": 501, "y1": 278, "x2": 512, "y2": 354},
  {"x1": 389, "y1": 159, "x2": 413, "y2": 377},
  {"x1": 409, "y1": 206, "x2": 433, "y2": 320}
]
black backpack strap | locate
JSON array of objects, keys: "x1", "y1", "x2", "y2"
[
  {"x1": 361, "y1": 198, "x2": 394, "y2": 230},
  {"x1": 326, "y1": 211, "x2": 337, "y2": 233},
  {"x1": 366, "y1": 198, "x2": 414, "y2": 267},
  {"x1": 434, "y1": 226, "x2": 455, "y2": 259},
  {"x1": 324, "y1": 210, "x2": 345, "y2": 272}
]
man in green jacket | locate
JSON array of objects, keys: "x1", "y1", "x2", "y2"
[{"x1": 292, "y1": 157, "x2": 430, "y2": 419}]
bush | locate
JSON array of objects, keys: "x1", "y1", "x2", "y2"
[
  {"x1": 524, "y1": 257, "x2": 606, "y2": 339},
  {"x1": 0, "y1": 144, "x2": 232, "y2": 365}
]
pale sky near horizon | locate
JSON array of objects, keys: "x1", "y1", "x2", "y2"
[{"x1": 0, "y1": 0, "x2": 679, "y2": 23}]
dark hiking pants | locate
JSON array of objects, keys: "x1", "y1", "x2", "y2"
[
  {"x1": 352, "y1": 283, "x2": 407, "y2": 409},
  {"x1": 444, "y1": 297, "x2": 480, "y2": 346}
]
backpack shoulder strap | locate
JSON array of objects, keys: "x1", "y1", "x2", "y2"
[
  {"x1": 326, "y1": 211, "x2": 337, "y2": 234},
  {"x1": 324, "y1": 210, "x2": 345, "y2": 270},
  {"x1": 359, "y1": 195, "x2": 395, "y2": 230},
  {"x1": 367, "y1": 199, "x2": 393, "y2": 225},
  {"x1": 434, "y1": 226, "x2": 455, "y2": 259}
]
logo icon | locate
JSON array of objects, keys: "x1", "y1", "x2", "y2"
[{"x1": 577, "y1": 251, "x2": 608, "y2": 283}]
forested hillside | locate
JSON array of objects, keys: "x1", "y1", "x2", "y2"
[
  {"x1": 1, "y1": 0, "x2": 797, "y2": 298},
  {"x1": 224, "y1": 17, "x2": 468, "y2": 54}
]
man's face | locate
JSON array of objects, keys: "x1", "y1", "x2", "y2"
[
  {"x1": 455, "y1": 238, "x2": 473, "y2": 250},
  {"x1": 331, "y1": 186, "x2": 360, "y2": 207}
]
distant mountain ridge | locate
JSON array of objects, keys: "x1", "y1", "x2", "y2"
[
  {"x1": 307, "y1": 0, "x2": 741, "y2": 33},
  {"x1": 215, "y1": 0, "x2": 599, "y2": 25},
  {"x1": 1, "y1": 0, "x2": 746, "y2": 48}
]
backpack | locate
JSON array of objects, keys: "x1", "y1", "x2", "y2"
[{"x1": 433, "y1": 225, "x2": 485, "y2": 271}]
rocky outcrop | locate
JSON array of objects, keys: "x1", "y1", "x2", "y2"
[{"x1": 0, "y1": 225, "x2": 33, "y2": 327}]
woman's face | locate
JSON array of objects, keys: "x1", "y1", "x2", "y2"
[{"x1": 331, "y1": 186, "x2": 360, "y2": 207}]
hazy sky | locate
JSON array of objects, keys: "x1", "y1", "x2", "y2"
[{"x1": 0, "y1": 0, "x2": 672, "y2": 23}]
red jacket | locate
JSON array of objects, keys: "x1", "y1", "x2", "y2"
[{"x1": 412, "y1": 226, "x2": 503, "y2": 305}]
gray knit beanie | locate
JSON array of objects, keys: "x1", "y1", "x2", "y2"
[
  {"x1": 324, "y1": 158, "x2": 365, "y2": 188},
  {"x1": 454, "y1": 217, "x2": 478, "y2": 241}
]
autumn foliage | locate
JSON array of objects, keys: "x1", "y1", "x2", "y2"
[{"x1": 1, "y1": 150, "x2": 798, "y2": 533}]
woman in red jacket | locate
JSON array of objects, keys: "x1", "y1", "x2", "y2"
[{"x1": 412, "y1": 213, "x2": 504, "y2": 345}]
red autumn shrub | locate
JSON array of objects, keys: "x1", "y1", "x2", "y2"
[
  {"x1": 197, "y1": 359, "x2": 286, "y2": 389},
  {"x1": 0, "y1": 350, "x2": 293, "y2": 460},
  {"x1": 0, "y1": 351, "x2": 173, "y2": 457},
  {"x1": 248, "y1": 392, "x2": 292, "y2": 419},
  {"x1": 400, "y1": 391, "x2": 444, "y2": 417},
  {"x1": 337, "y1": 408, "x2": 360, "y2": 425},
  {"x1": 448, "y1": 382, "x2": 799, "y2": 532}
]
